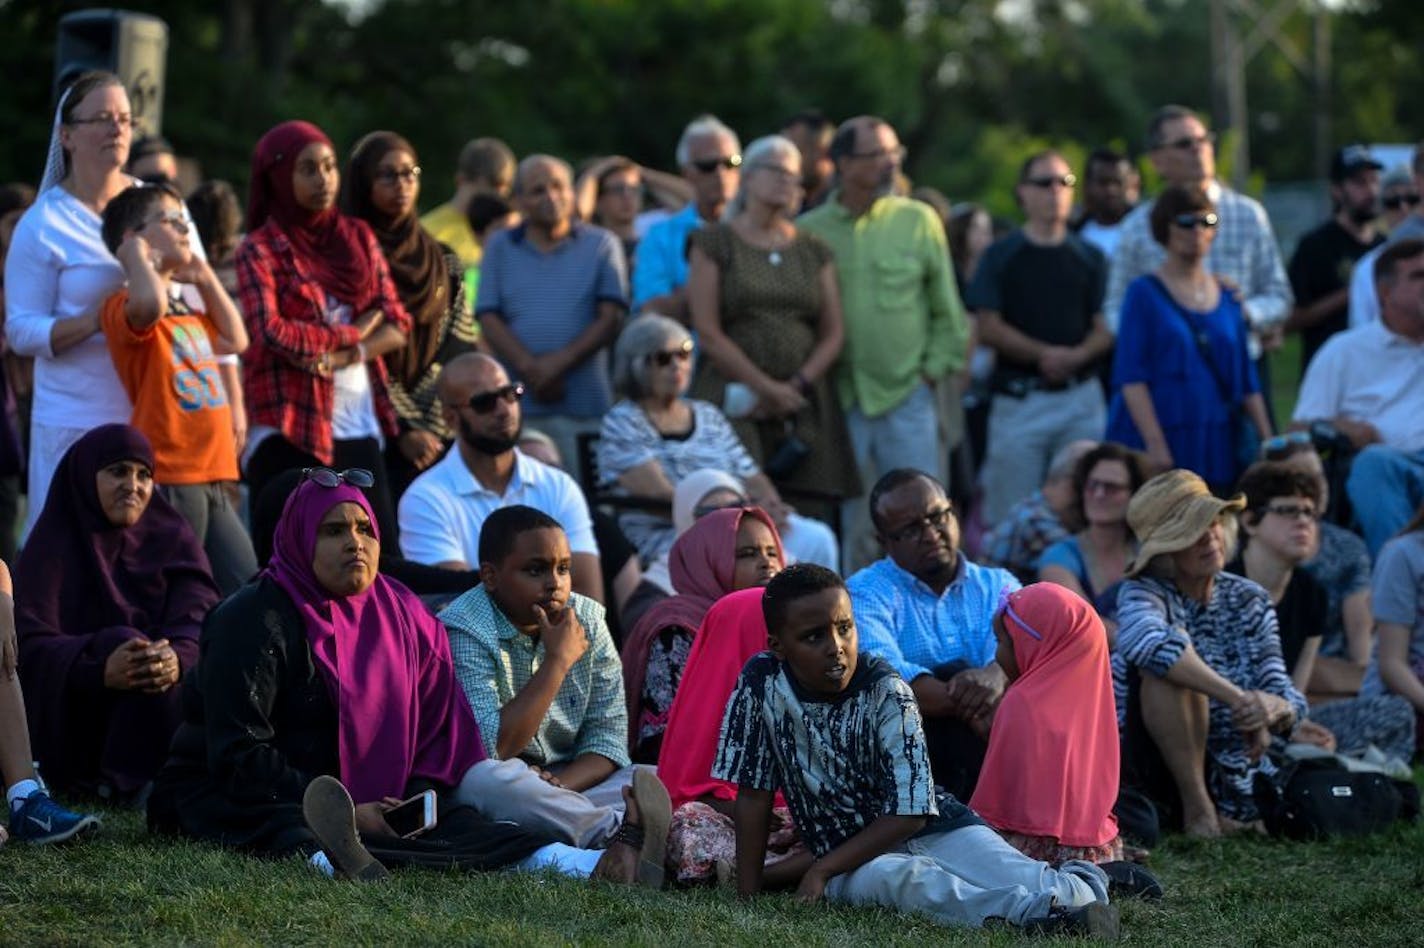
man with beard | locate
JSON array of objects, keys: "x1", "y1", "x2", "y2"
[
  {"x1": 1071, "y1": 147, "x2": 1140, "y2": 262},
  {"x1": 846, "y1": 469, "x2": 1019, "y2": 799},
  {"x1": 398, "y1": 353, "x2": 604, "y2": 601},
  {"x1": 1287, "y1": 145, "x2": 1385, "y2": 371},
  {"x1": 780, "y1": 109, "x2": 835, "y2": 212}
]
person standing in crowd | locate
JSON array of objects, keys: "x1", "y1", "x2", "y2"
[
  {"x1": 633, "y1": 115, "x2": 742, "y2": 319},
  {"x1": 126, "y1": 135, "x2": 178, "y2": 185},
  {"x1": 1106, "y1": 186, "x2": 1271, "y2": 493},
  {"x1": 780, "y1": 109, "x2": 835, "y2": 213},
  {"x1": 687, "y1": 135, "x2": 860, "y2": 519},
  {"x1": 4, "y1": 72, "x2": 140, "y2": 540},
  {"x1": 421, "y1": 136, "x2": 516, "y2": 273},
  {"x1": 186, "y1": 180, "x2": 244, "y2": 298},
  {"x1": 799, "y1": 116, "x2": 968, "y2": 572},
  {"x1": 1362, "y1": 499, "x2": 1424, "y2": 756},
  {"x1": 1294, "y1": 238, "x2": 1424, "y2": 555},
  {"x1": 340, "y1": 131, "x2": 482, "y2": 500},
  {"x1": 1347, "y1": 144, "x2": 1424, "y2": 329},
  {"x1": 1286, "y1": 145, "x2": 1384, "y2": 372},
  {"x1": 398, "y1": 353, "x2": 604, "y2": 602},
  {"x1": 475, "y1": 155, "x2": 627, "y2": 467},
  {"x1": 1378, "y1": 165, "x2": 1419, "y2": 234},
  {"x1": 578, "y1": 157, "x2": 644, "y2": 267},
  {"x1": 1105, "y1": 105, "x2": 1291, "y2": 419},
  {"x1": 968, "y1": 151, "x2": 1113, "y2": 526},
  {"x1": 237, "y1": 120, "x2": 412, "y2": 543},
  {"x1": 1072, "y1": 147, "x2": 1140, "y2": 262},
  {"x1": 98, "y1": 184, "x2": 257, "y2": 595}
]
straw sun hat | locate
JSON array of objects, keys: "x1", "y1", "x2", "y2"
[{"x1": 1124, "y1": 470, "x2": 1244, "y2": 577}]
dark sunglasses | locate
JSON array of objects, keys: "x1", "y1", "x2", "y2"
[
  {"x1": 1383, "y1": 193, "x2": 1421, "y2": 210},
  {"x1": 650, "y1": 342, "x2": 693, "y2": 367},
  {"x1": 1172, "y1": 212, "x2": 1219, "y2": 230},
  {"x1": 467, "y1": 382, "x2": 524, "y2": 413},
  {"x1": 1159, "y1": 132, "x2": 1216, "y2": 151},
  {"x1": 1024, "y1": 173, "x2": 1077, "y2": 189},
  {"x1": 302, "y1": 466, "x2": 375, "y2": 488},
  {"x1": 691, "y1": 154, "x2": 742, "y2": 174}
]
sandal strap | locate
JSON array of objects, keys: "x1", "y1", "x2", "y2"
[{"x1": 611, "y1": 821, "x2": 645, "y2": 849}]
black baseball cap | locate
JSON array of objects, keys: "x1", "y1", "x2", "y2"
[{"x1": 1330, "y1": 144, "x2": 1383, "y2": 183}]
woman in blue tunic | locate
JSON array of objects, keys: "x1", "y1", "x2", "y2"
[{"x1": 1105, "y1": 186, "x2": 1271, "y2": 492}]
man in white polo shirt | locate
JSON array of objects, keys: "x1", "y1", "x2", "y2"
[
  {"x1": 399, "y1": 352, "x2": 604, "y2": 600},
  {"x1": 1293, "y1": 237, "x2": 1424, "y2": 554}
]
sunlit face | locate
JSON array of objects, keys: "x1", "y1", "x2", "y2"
[
  {"x1": 1166, "y1": 204, "x2": 1218, "y2": 262},
  {"x1": 595, "y1": 167, "x2": 642, "y2": 229},
  {"x1": 292, "y1": 142, "x2": 339, "y2": 213},
  {"x1": 769, "y1": 586, "x2": 857, "y2": 699},
  {"x1": 95, "y1": 457, "x2": 153, "y2": 527},
  {"x1": 1379, "y1": 251, "x2": 1424, "y2": 340},
  {"x1": 683, "y1": 132, "x2": 742, "y2": 212},
  {"x1": 442, "y1": 359, "x2": 522, "y2": 454},
  {"x1": 1082, "y1": 459, "x2": 1133, "y2": 527},
  {"x1": 1150, "y1": 115, "x2": 1215, "y2": 187},
  {"x1": 369, "y1": 147, "x2": 420, "y2": 220},
  {"x1": 965, "y1": 210, "x2": 993, "y2": 260},
  {"x1": 1017, "y1": 154, "x2": 1075, "y2": 226},
  {"x1": 1247, "y1": 494, "x2": 1319, "y2": 565},
  {"x1": 644, "y1": 336, "x2": 693, "y2": 400},
  {"x1": 138, "y1": 194, "x2": 194, "y2": 271},
  {"x1": 480, "y1": 527, "x2": 573, "y2": 633},
  {"x1": 730, "y1": 515, "x2": 782, "y2": 591},
  {"x1": 875, "y1": 476, "x2": 958, "y2": 584},
  {"x1": 60, "y1": 83, "x2": 132, "y2": 173},
  {"x1": 311, "y1": 501, "x2": 380, "y2": 597},
  {"x1": 516, "y1": 160, "x2": 573, "y2": 231},
  {"x1": 840, "y1": 123, "x2": 901, "y2": 195},
  {"x1": 1170, "y1": 518, "x2": 1226, "y2": 584},
  {"x1": 748, "y1": 149, "x2": 803, "y2": 212}
]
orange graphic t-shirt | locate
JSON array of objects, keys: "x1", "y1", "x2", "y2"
[{"x1": 101, "y1": 289, "x2": 238, "y2": 485}]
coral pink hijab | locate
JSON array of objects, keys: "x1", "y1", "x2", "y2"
[{"x1": 970, "y1": 583, "x2": 1119, "y2": 847}]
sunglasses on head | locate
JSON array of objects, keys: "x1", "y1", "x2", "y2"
[
  {"x1": 691, "y1": 154, "x2": 742, "y2": 174},
  {"x1": 302, "y1": 466, "x2": 375, "y2": 488},
  {"x1": 1260, "y1": 430, "x2": 1312, "y2": 460},
  {"x1": 1383, "y1": 193, "x2": 1421, "y2": 210},
  {"x1": 1172, "y1": 212, "x2": 1219, "y2": 230},
  {"x1": 467, "y1": 382, "x2": 524, "y2": 413}
]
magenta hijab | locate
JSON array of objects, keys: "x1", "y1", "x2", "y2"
[{"x1": 264, "y1": 478, "x2": 486, "y2": 804}]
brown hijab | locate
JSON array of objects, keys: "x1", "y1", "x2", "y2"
[{"x1": 339, "y1": 130, "x2": 450, "y2": 387}]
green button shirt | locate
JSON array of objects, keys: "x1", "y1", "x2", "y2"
[{"x1": 799, "y1": 193, "x2": 968, "y2": 417}]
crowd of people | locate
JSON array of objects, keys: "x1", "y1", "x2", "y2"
[{"x1": 1, "y1": 67, "x2": 1422, "y2": 938}]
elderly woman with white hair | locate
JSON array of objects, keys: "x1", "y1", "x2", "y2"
[
  {"x1": 1115, "y1": 470, "x2": 1308, "y2": 838},
  {"x1": 596, "y1": 315, "x2": 839, "y2": 570},
  {"x1": 684, "y1": 134, "x2": 860, "y2": 513}
]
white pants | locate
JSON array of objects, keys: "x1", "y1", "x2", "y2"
[
  {"x1": 22, "y1": 422, "x2": 91, "y2": 543},
  {"x1": 456, "y1": 759, "x2": 637, "y2": 849},
  {"x1": 825, "y1": 824, "x2": 1108, "y2": 928}
]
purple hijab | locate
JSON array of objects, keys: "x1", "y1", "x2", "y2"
[
  {"x1": 14, "y1": 424, "x2": 218, "y2": 786},
  {"x1": 264, "y1": 478, "x2": 486, "y2": 804}
]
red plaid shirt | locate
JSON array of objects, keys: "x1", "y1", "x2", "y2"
[{"x1": 236, "y1": 219, "x2": 412, "y2": 464}]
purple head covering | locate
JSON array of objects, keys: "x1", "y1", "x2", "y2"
[{"x1": 263, "y1": 477, "x2": 486, "y2": 804}]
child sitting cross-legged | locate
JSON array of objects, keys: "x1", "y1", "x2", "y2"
[{"x1": 713, "y1": 564, "x2": 1120, "y2": 937}]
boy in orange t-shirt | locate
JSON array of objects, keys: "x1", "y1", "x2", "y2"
[{"x1": 100, "y1": 183, "x2": 256, "y2": 593}]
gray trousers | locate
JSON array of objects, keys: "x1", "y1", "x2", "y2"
[
  {"x1": 981, "y1": 380, "x2": 1105, "y2": 527},
  {"x1": 159, "y1": 483, "x2": 259, "y2": 596},
  {"x1": 825, "y1": 824, "x2": 1109, "y2": 928},
  {"x1": 456, "y1": 759, "x2": 637, "y2": 849}
]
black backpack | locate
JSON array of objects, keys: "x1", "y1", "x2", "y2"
[{"x1": 1253, "y1": 757, "x2": 1414, "y2": 840}]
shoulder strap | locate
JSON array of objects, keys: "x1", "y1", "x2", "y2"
[{"x1": 1145, "y1": 273, "x2": 1238, "y2": 408}]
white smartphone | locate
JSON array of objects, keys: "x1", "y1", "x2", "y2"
[
  {"x1": 384, "y1": 789, "x2": 437, "y2": 839},
  {"x1": 723, "y1": 382, "x2": 758, "y2": 420}
]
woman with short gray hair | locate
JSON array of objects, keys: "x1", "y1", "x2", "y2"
[{"x1": 597, "y1": 314, "x2": 838, "y2": 570}]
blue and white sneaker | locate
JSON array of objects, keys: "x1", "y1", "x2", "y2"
[{"x1": 8, "y1": 790, "x2": 101, "y2": 845}]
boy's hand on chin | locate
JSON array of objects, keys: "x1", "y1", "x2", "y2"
[{"x1": 533, "y1": 603, "x2": 588, "y2": 667}]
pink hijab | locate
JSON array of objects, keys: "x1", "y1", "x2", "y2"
[
  {"x1": 264, "y1": 479, "x2": 486, "y2": 804},
  {"x1": 658, "y1": 587, "x2": 785, "y2": 809},
  {"x1": 621, "y1": 506, "x2": 783, "y2": 750},
  {"x1": 969, "y1": 583, "x2": 1120, "y2": 847}
]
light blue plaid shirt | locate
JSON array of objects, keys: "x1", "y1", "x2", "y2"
[
  {"x1": 847, "y1": 554, "x2": 1020, "y2": 683},
  {"x1": 440, "y1": 585, "x2": 630, "y2": 768}
]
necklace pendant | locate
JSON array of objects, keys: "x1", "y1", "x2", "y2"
[{"x1": 768, "y1": 250, "x2": 782, "y2": 266}]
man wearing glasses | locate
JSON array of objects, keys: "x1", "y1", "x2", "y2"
[
  {"x1": 397, "y1": 353, "x2": 604, "y2": 602},
  {"x1": 800, "y1": 116, "x2": 968, "y2": 572},
  {"x1": 847, "y1": 469, "x2": 1019, "y2": 799},
  {"x1": 1346, "y1": 143, "x2": 1424, "y2": 330},
  {"x1": 966, "y1": 150, "x2": 1113, "y2": 527},
  {"x1": 632, "y1": 114, "x2": 742, "y2": 319},
  {"x1": 1286, "y1": 145, "x2": 1385, "y2": 373},
  {"x1": 1104, "y1": 105, "x2": 1292, "y2": 413}
]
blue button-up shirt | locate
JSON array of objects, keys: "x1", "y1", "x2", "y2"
[
  {"x1": 631, "y1": 203, "x2": 706, "y2": 312},
  {"x1": 848, "y1": 554, "x2": 1020, "y2": 682}
]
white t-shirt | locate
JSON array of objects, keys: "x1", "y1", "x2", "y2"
[
  {"x1": 1078, "y1": 219, "x2": 1123, "y2": 263},
  {"x1": 1292, "y1": 321, "x2": 1424, "y2": 453},
  {"x1": 323, "y1": 298, "x2": 382, "y2": 442},
  {"x1": 398, "y1": 447, "x2": 600, "y2": 566}
]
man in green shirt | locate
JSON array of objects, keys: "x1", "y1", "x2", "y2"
[{"x1": 799, "y1": 116, "x2": 969, "y2": 571}]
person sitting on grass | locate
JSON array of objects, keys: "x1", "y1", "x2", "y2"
[
  {"x1": 2, "y1": 559, "x2": 101, "y2": 846},
  {"x1": 1360, "y1": 498, "x2": 1424, "y2": 756},
  {"x1": 148, "y1": 475, "x2": 666, "y2": 884},
  {"x1": 441, "y1": 505, "x2": 632, "y2": 804},
  {"x1": 713, "y1": 564, "x2": 1118, "y2": 936},
  {"x1": 657, "y1": 587, "x2": 809, "y2": 886},
  {"x1": 15, "y1": 424, "x2": 219, "y2": 806},
  {"x1": 98, "y1": 182, "x2": 257, "y2": 596},
  {"x1": 970, "y1": 583, "x2": 1161, "y2": 901}
]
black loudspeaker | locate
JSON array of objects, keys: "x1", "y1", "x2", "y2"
[{"x1": 53, "y1": 9, "x2": 169, "y2": 137}]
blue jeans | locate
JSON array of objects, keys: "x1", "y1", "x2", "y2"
[{"x1": 1345, "y1": 445, "x2": 1424, "y2": 555}]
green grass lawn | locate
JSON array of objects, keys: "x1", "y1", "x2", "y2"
[{"x1": 3, "y1": 798, "x2": 1423, "y2": 946}]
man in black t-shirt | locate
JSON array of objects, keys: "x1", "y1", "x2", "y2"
[
  {"x1": 965, "y1": 151, "x2": 1114, "y2": 525},
  {"x1": 1286, "y1": 144, "x2": 1385, "y2": 372}
]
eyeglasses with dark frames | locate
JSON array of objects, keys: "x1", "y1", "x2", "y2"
[
  {"x1": 884, "y1": 505, "x2": 954, "y2": 544},
  {"x1": 375, "y1": 166, "x2": 422, "y2": 186},
  {"x1": 69, "y1": 112, "x2": 134, "y2": 129},
  {"x1": 1158, "y1": 132, "x2": 1216, "y2": 151}
]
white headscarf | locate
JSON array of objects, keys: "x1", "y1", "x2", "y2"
[{"x1": 38, "y1": 88, "x2": 73, "y2": 194}]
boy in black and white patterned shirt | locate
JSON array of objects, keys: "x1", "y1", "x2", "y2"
[{"x1": 714, "y1": 564, "x2": 1118, "y2": 935}]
